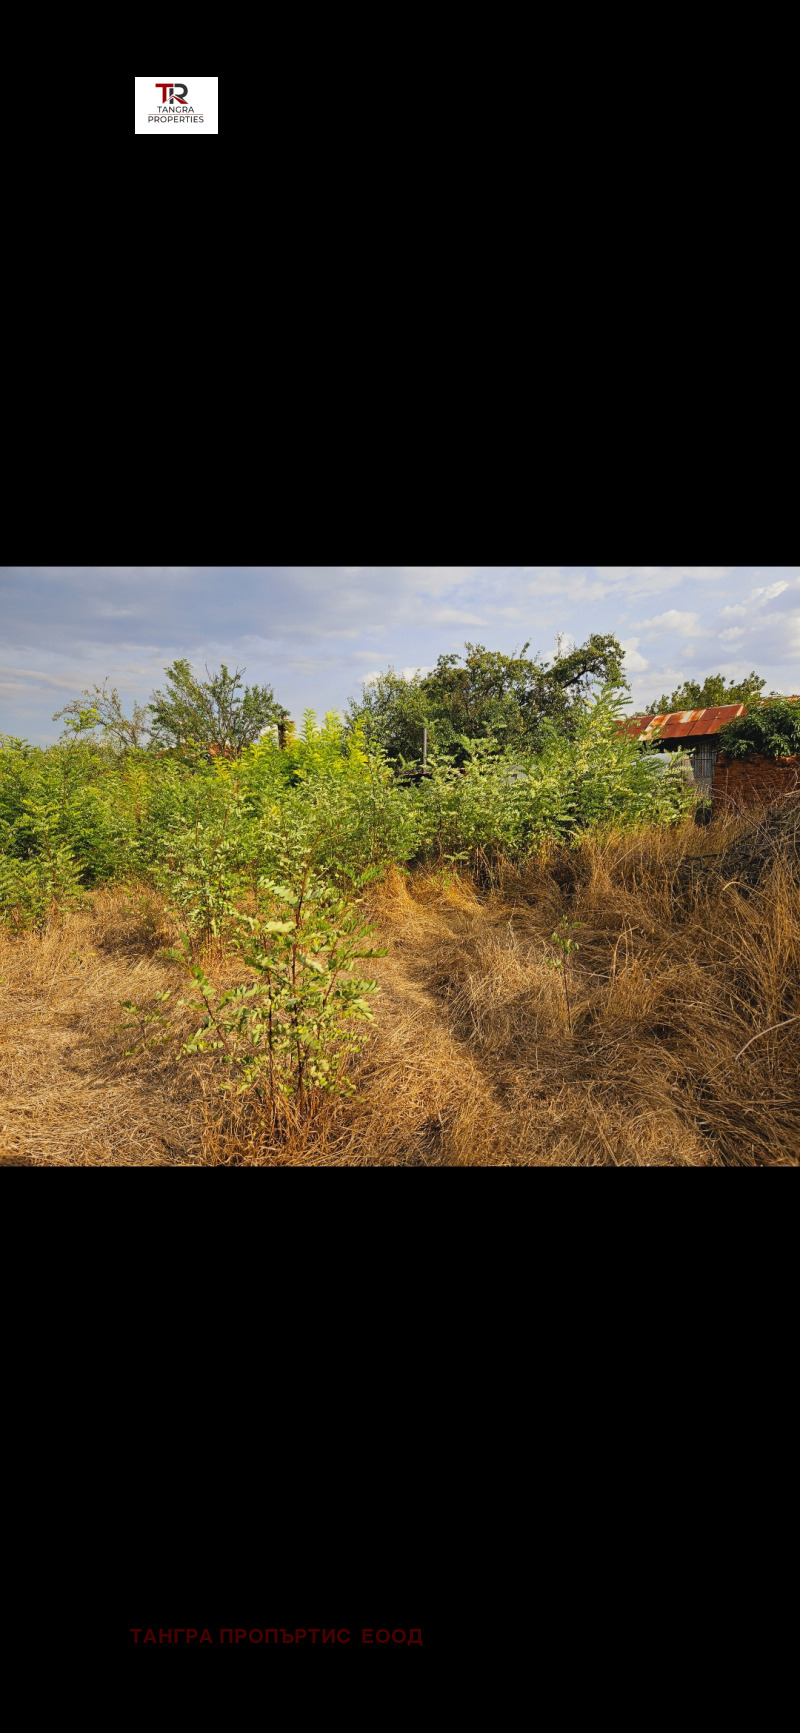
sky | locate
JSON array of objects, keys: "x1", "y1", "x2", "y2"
[{"x1": 1, "y1": 565, "x2": 799, "y2": 744}]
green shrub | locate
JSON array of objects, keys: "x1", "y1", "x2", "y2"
[
  {"x1": 151, "y1": 797, "x2": 248, "y2": 953},
  {"x1": 235, "y1": 714, "x2": 422, "y2": 891},
  {"x1": 1, "y1": 686, "x2": 695, "y2": 938},
  {"x1": 170, "y1": 862, "x2": 388, "y2": 1119},
  {"x1": 0, "y1": 737, "x2": 138, "y2": 885},
  {"x1": 408, "y1": 684, "x2": 694, "y2": 869},
  {"x1": 0, "y1": 841, "x2": 84, "y2": 930},
  {"x1": 716, "y1": 698, "x2": 800, "y2": 761}
]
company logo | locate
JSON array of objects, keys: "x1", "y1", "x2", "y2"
[
  {"x1": 156, "y1": 81, "x2": 188, "y2": 104},
  {"x1": 149, "y1": 80, "x2": 204, "y2": 123}
]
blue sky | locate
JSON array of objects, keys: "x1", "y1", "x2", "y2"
[{"x1": 2, "y1": 565, "x2": 798, "y2": 743}]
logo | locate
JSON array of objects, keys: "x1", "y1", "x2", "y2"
[
  {"x1": 156, "y1": 81, "x2": 188, "y2": 104},
  {"x1": 149, "y1": 80, "x2": 204, "y2": 123}
]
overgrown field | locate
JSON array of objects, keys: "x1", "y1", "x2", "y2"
[{"x1": 1, "y1": 697, "x2": 797, "y2": 1166}]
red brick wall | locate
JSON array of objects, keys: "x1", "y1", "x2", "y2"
[{"x1": 713, "y1": 752, "x2": 800, "y2": 813}]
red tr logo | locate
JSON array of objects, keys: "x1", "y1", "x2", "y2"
[{"x1": 155, "y1": 82, "x2": 188, "y2": 104}]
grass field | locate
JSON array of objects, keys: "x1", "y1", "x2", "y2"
[{"x1": 3, "y1": 804, "x2": 797, "y2": 1167}]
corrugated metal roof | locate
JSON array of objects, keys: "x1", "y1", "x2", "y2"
[{"x1": 621, "y1": 703, "x2": 747, "y2": 741}]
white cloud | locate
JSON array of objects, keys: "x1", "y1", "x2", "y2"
[
  {"x1": 595, "y1": 575, "x2": 727, "y2": 589},
  {"x1": 524, "y1": 568, "x2": 611, "y2": 602},
  {"x1": 772, "y1": 609, "x2": 800, "y2": 658},
  {"x1": 595, "y1": 565, "x2": 730, "y2": 591},
  {"x1": 629, "y1": 609, "x2": 712, "y2": 638},
  {"x1": 522, "y1": 565, "x2": 734, "y2": 604},
  {"x1": 0, "y1": 665, "x2": 78, "y2": 690},
  {"x1": 719, "y1": 627, "x2": 745, "y2": 643},
  {"x1": 720, "y1": 580, "x2": 790, "y2": 620},
  {"x1": 620, "y1": 637, "x2": 649, "y2": 672},
  {"x1": 428, "y1": 609, "x2": 488, "y2": 625},
  {"x1": 399, "y1": 567, "x2": 478, "y2": 596},
  {"x1": 751, "y1": 580, "x2": 790, "y2": 603}
]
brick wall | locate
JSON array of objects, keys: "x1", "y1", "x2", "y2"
[{"x1": 713, "y1": 752, "x2": 800, "y2": 813}]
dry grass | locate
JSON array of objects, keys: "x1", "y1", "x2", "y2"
[
  {"x1": 2, "y1": 804, "x2": 799, "y2": 1167},
  {"x1": 0, "y1": 886, "x2": 228, "y2": 1166}
]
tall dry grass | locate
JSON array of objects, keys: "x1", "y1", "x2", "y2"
[{"x1": 2, "y1": 804, "x2": 798, "y2": 1166}]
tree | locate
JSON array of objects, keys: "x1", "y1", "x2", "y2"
[
  {"x1": 513, "y1": 633, "x2": 627, "y2": 738},
  {"x1": 343, "y1": 666, "x2": 434, "y2": 765},
  {"x1": 344, "y1": 634, "x2": 628, "y2": 767},
  {"x1": 147, "y1": 660, "x2": 282, "y2": 757},
  {"x1": 644, "y1": 671, "x2": 771, "y2": 716},
  {"x1": 52, "y1": 680, "x2": 150, "y2": 751}
]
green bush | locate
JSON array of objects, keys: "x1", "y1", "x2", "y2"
[
  {"x1": 151, "y1": 797, "x2": 249, "y2": 953},
  {"x1": 0, "y1": 737, "x2": 139, "y2": 885},
  {"x1": 231, "y1": 712, "x2": 422, "y2": 891},
  {"x1": 716, "y1": 698, "x2": 800, "y2": 761},
  {"x1": 407, "y1": 684, "x2": 694, "y2": 869},
  {"x1": 0, "y1": 841, "x2": 84, "y2": 931},
  {"x1": 1, "y1": 686, "x2": 695, "y2": 944},
  {"x1": 163, "y1": 862, "x2": 388, "y2": 1119}
]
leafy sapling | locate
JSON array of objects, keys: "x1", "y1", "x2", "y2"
[
  {"x1": 544, "y1": 916, "x2": 584, "y2": 1033},
  {"x1": 177, "y1": 869, "x2": 389, "y2": 1119},
  {"x1": 118, "y1": 990, "x2": 174, "y2": 1056}
]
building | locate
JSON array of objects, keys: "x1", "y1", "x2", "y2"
[
  {"x1": 620, "y1": 704, "x2": 748, "y2": 799},
  {"x1": 622, "y1": 702, "x2": 800, "y2": 810}
]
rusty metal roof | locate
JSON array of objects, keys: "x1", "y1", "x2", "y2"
[{"x1": 621, "y1": 703, "x2": 747, "y2": 742}]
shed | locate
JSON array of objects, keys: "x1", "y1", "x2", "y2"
[{"x1": 619, "y1": 704, "x2": 747, "y2": 799}]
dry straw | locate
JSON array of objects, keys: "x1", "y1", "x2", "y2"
[{"x1": 1, "y1": 801, "x2": 798, "y2": 1166}]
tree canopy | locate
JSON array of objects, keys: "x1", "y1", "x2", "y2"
[
  {"x1": 147, "y1": 660, "x2": 283, "y2": 757},
  {"x1": 644, "y1": 671, "x2": 771, "y2": 715},
  {"x1": 345, "y1": 635, "x2": 627, "y2": 767},
  {"x1": 52, "y1": 680, "x2": 151, "y2": 752}
]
